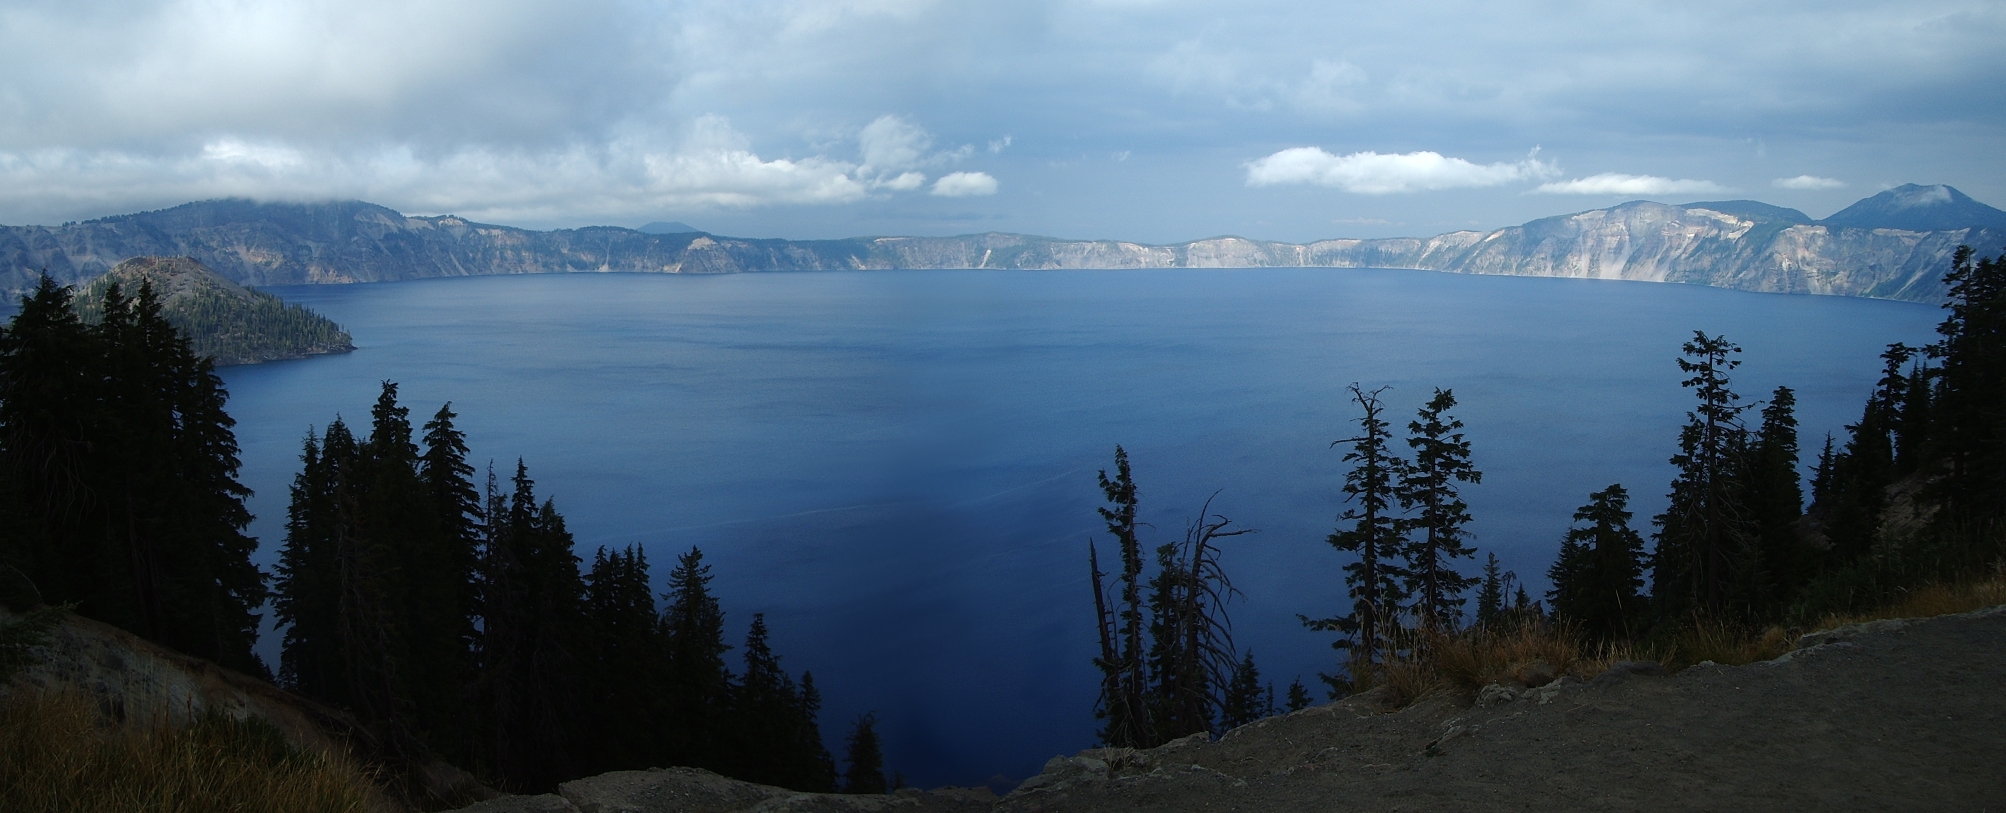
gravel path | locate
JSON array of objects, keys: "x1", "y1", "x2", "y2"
[{"x1": 456, "y1": 606, "x2": 2006, "y2": 813}]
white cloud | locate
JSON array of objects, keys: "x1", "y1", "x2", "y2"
[
  {"x1": 1533, "y1": 173, "x2": 1730, "y2": 195},
  {"x1": 879, "y1": 171, "x2": 927, "y2": 191},
  {"x1": 859, "y1": 115, "x2": 933, "y2": 174},
  {"x1": 988, "y1": 136, "x2": 1013, "y2": 154},
  {"x1": 0, "y1": 114, "x2": 1004, "y2": 223},
  {"x1": 1245, "y1": 148, "x2": 1557, "y2": 194},
  {"x1": 931, "y1": 171, "x2": 998, "y2": 197},
  {"x1": 1773, "y1": 174, "x2": 1846, "y2": 190}
]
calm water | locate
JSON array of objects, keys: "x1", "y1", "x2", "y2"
[{"x1": 219, "y1": 268, "x2": 1939, "y2": 787}]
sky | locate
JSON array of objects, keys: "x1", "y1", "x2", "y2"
[{"x1": 2, "y1": 0, "x2": 2003, "y2": 243}]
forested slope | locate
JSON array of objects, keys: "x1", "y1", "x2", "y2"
[{"x1": 73, "y1": 256, "x2": 352, "y2": 365}]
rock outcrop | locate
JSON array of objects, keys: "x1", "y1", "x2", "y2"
[{"x1": 6, "y1": 190, "x2": 2004, "y2": 304}]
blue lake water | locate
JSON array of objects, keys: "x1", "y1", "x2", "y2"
[{"x1": 218, "y1": 267, "x2": 1941, "y2": 787}]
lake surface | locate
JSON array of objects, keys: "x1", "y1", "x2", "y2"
[{"x1": 219, "y1": 268, "x2": 1940, "y2": 787}]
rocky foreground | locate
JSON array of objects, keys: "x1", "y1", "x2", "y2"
[{"x1": 458, "y1": 606, "x2": 2005, "y2": 813}]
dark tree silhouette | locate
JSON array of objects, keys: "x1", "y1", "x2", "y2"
[
  {"x1": 1302, "y1": 384, "x2": 1408, "y2": 695},
  {"x1": 1652, "y1": 332, "x2": 1756, "y2": 618},
  {"x1": 1547, "y1": 484, "x2": 1647, "y2": 641},
  {"x1": 841, "y1": 713, "x2": 886, "y2": 795},
  {"x1": 1088, "y1": 445, "x2": 1150, "y2": 747},
  {"x1": 1395, "y1": 388, "x2": 1482, "y2": 632},
  {"x1": 0, "y1": 276, "x2": 265, "y2": 674}
]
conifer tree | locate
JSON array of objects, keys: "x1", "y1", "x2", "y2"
[
  {"x1": 841, "y1": 713, "x2": 887, "y2": 795},
  {"x1": 731, "y1": 614, "x2": 835, "y2": 792},
  {"x1": 1926, "y1": 246, "x2": 2005, "y2": 529},
  {"x1": 1143, "y1": 504, "x2": 1247, "y2": 739},
  {"x1": 1745, "y1": 387, "x2": 1806, "y2": 607},
  {"x1": 478, "y1": 461, "x2": 586, "y2": 791},
  {"x1": 1475, "y1": 553, "x2": 1506, "y2": 628},
  {"x1": 1652, "y1": 332, "x2": 1756, "y2": 618},
  {"x1": 1218, "y1": 650, "x2": 1272, "y2": 729},
  {"x1": 792, "y1": 672, "x2": 839, "y2": 791},
  {"x1": 663, "y1": 546, "x2": 733, "y2": 771},
  {"x1": 1819, "y1": 346, "x2": 1909, "y2": 565},
  {"x1": 579, "y1": 546, "x2": 670, "y2": 774},
  {"x1": 0, "y1": 276, "x2": 265, "y2": 673},
  {"x1": 1546, "y1": 485, "x2": 1647, "y2": 641},
  {"x1": 1284, "y1": 677, "x2": 1313, "y2": 712},
  {"x1": 411, "y1": 402, "x2": 482, "y2": 759},
  {"x1": 1301, "y1": 385, "x2": 1407, "y2": 695},
  {"x1": 1088, "y1": 446, "x2": 1149, "y2": 747},
  {"x1": 1395, "y1": 389, "x2": 1481, "y2": 632}
]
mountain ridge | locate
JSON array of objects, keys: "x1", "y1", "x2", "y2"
[{"x1": 6, "y1": 188, "x2": 2004, "y2": 304}]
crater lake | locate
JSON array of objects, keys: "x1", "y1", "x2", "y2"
[{"x1": 218, "y1": 267, "x2": 1941, "y2": 788}]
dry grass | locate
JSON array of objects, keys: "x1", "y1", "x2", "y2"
[
  {"x1": 1358, "y1": 621, "x2": 1671, "y2": 707},
  {"x1": 1668, "y1": 621, "x2": 1794, "y2": 668},
  {"x1": 1812, "y1": 572, "x2": 2006, "y2": 633},
  {"x1": 1349, "y1": 572, "x2": 2006, "y2": 713},
  {"x1": 0, "y1": 689, "x2": 379, "y2": 813}
]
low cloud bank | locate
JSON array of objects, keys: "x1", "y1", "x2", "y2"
[
  {"x1": 1773, "y1": 175, "x2": 1846, "y2": 190},
  {"x1": 1533, "y1": 173, "x2": 1729, "y2": 195},
  {"x1": 0, "y1": 114, "x2": 1003, "y2": 224},
  {"x1": 1245, "y1": 148, "x2": 1556, "y2": 194},
  {"x1": 931, "y1": 172, "x2": 999, "y2": 197}
]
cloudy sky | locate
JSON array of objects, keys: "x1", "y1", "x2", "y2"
[{"x1": 3, "y1": 0, "x2": 2002, "y2": 241}]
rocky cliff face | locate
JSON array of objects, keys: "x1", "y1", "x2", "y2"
[{"x1": 6, "y1": 196, "x2": 2000, "y2": 304}]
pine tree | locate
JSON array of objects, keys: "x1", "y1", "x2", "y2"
[
  {"x1": 0, "y1": 276, "x2": 265, "y2": 674},
  {"x1": 1546, "y1": 485, "x2": 1647, "y2": 641},
  {"x1": 1284, "y1": 677, "x2": 1313, "y2": 712},
  {"x1": 1475, "y1": 553, "x2": 1506, "y2": 628},
  {"x1": 662, "y1": 546, "x2": 733, "y2": 772},
  {"x1": 1652, "y1": 332, "x2": 1756, "y2": 619},
  {"x1": 1218, "y1": 650, "x2": 1270, "y2": 730},
  {"x1": 841, "y1": 713, "x2": 887, "y2": 795},
  {"x1": 1395, "y1": 389, "x2": 1482, "y2": 632},
  {"x1": 1088, "y1": 445, "x2": 1150, "y2": 747},
  {"x1": 1809, "y1": 434, "x2": 1836, "y2": 505},
  {"x1": 1926, "y1": 246, "x2": 2005, "y2": 529},
  {"x1": 1744, "y1": 387, "x2": 1806, "y2": 608},
  {"x1": 412, "y1": 402, "x2": 482, "y2": 760},
  {"x1": 581, "y1": 545, "x2": 668, "y2": 774},
  {"x1": 1819, "y1": 344, "x2": 1911, "y2": 565},
  {"x1": 792, "y1": 672, "x2": 839, "y2": 791},
  {"x1": 731, "y1": 614, "x2": 835, "y2": 792},
  {"x1": 478, "y1": 461, "x2": 585, "y2": 791},
  {"x1": 1142, "y1": 502, "x2": 1247, "y2": 741},
  {"x1": 1301, "y1": 384, "x2": 1408, "y2": 696}
]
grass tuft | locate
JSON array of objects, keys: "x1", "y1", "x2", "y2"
[
  {"x1": 0, "y1": 689, "x2": 380, "y2": 813},
  {"x1": 1812, "y1": 572, "x2": 2006, "y2": 632}
]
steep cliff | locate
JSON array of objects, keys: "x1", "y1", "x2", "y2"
[{"x1": 6, "y1": 191, "x2": 2003, "y2": 304}]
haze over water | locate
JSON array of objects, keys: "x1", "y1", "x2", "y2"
[{"x1": 219, "y1": 268, "x2": 1939, "y2": 787}]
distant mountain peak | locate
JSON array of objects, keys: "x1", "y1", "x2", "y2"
[
  {"x1": 639, "y1": 221, "x2": 702, "y2": 234},
  {"x1": 1820, "y1": 184, "x2": 2006, "y2": 231}
]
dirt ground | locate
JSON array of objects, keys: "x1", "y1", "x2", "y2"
[{"x1": 457, "y1": 605, "x2": 2006, "y2": 813}]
